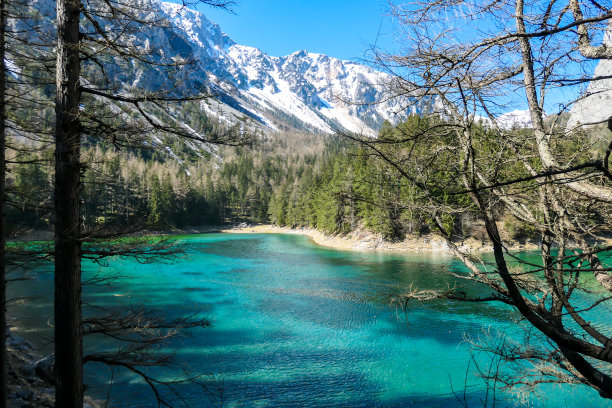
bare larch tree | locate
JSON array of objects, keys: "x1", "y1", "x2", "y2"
[{"x1": 349, "y1": 0, "x2": 612, "y2": 400}]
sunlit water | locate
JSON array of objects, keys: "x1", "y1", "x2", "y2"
[{"x1": 7, "y1": 233, "x2": 608, "y2": 407}]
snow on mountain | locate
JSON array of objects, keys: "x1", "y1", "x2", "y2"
[
  {"x1": 160, "y1": 2, "x2": 234, "y2": 52},
  {"x1": 22, "y1": 0, "x2": 560, "y2": 139},
  {"x1": 497, "y1": 110, "x2": 533, "y2": 129},
  {"x1": 431, "y1": 96, "x2": 532, "y2": 130},
  {"x1": 154, "y1": 1, "x2": 408, "y2": 135}
]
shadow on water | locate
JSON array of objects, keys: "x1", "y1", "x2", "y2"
[
  {"x1": 91, "y1": 367, "x2": 525, "y2": 408},
  {"x1": 91, "y1": 370, "x2": 383, "y2": 408},
  {"x1": 377, "y1": 308, "x2": 513, "y2": 346}
]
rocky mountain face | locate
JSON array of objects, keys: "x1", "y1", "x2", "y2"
[
  {"x1": 21, "y1": 0, "x2": 538, "y2": 138},
  {"x1": 569, "y1": 28, "x2": 612, "y2": 128},
  {"x1": 19, "y1": 0, "x2": 410, "y2": 136},
  {"x1": 156, "y1": 1, "x2": 409, "y2": 135}
]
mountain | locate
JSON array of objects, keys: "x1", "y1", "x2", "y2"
[
  {"x1": 497, "y1": 110, "x2": 533, "y2": 129},
  {"x1": 17, "y1": 0, "x2": 562, "y2": 143},
  {"x1": 569, "y1": 28, "x2": 612, "y2": 128},
  {"x1": 155, "y1": 1, "x2": 410, "y2": 135}
]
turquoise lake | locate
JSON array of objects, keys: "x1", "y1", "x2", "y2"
[{"x1": 7, "y1": 233, "x2": 608, "y2": 407}]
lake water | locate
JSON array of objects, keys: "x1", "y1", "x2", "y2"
[{"x1": 7, "y1": 233, "x2": 607, "y2": 407}]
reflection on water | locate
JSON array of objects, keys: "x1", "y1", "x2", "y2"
[{"x1": 7, "y1": 233, "x2": 606, "y2": 407}]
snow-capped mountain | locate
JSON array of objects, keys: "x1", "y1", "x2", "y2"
[
  {"x1": 146, "y1": 1, "x2": 409, "y2": 135},
  {"x1": 16, "y1": 0, "x2": 453, "y2": 138},
  {"x1": 497, "y1": 110, "x2": 533, "y2": 129},
  {"x1": 19, "y1": 0, "x2": 413, "y2": 136}
]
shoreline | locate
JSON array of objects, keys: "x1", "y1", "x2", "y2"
[
  {"x1": 5, "y1": 328, "x2": 99, "y2": 407},
  {"x1": 7, "y1": 223, "x2": 538, "y2": 255},
  {"x1": 10, "y1": 224, "x2": 544, "y2": 253},
  {"x1": 218, "y1": 224, "x2": 540, "y2": 253}
]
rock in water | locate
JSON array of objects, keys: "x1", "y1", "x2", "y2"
[{"x1": 34, "y1": 354, "x2": 55, "y2": 385}]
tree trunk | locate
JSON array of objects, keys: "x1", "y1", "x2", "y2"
[
  {"x1": 55, "y1": 0, "x2": 83, "y2": 406},
  {"x1": 0, "y1": 0, "x2": 7, "y2": 405}
]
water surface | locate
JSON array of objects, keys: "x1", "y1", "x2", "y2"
[{"x1": 7, "y1": 233, "x2": 607, "y2": 407}]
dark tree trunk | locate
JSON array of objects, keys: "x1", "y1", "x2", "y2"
[
  {"x1": 0, "y1": 0, "x2": 7, "y2": 405},
  {"x1": 54, "y1": 0, "x2": 83, "y2": 406}
]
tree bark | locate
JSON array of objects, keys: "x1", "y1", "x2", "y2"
[{"x1": 55, "y1": 0, "x2": 83, "y2": 406}]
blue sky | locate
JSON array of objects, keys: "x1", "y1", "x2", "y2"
[{"x1": 198, "y1": 0, "x2": 393, "y2": 61}]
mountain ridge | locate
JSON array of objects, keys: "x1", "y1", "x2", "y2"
[
  {"x1": 156, "y1": 1, "x2": 409, "y2": 135},
  {"x1": 19, "y1": 0, "x2": 538, "y2": 138}
]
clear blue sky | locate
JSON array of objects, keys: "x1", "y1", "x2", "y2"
[{"x1": 198, "y1": 0, "x2": 393, "y2": 61}]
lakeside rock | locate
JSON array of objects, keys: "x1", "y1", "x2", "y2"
[
  {"x1": 6, "y1": 329, "x2": 54, "y2": 408},
  {"x1": 5, "y1": 329, "x2": 97, "y2": 408}
]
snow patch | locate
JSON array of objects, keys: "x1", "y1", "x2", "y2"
[{"x1": 496, "y1": 110, "x2": 533, "y2": 129}]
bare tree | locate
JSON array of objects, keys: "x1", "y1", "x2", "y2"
[{"x1": 351, "y1": 0, "x2": 612, "y2": 400}]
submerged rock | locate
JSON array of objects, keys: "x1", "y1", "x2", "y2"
[
  {"x1": 6, "y1": 335, "x2": 34, "y2": 356},
  {"x1": 14, "y1": 390, "x2": 34, "y2": 401},
  {"x1": 34, "y1": 354, "x2": 55, "y2": 385}
]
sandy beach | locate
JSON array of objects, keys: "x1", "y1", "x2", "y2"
[{"x1": 219, "y1": 223, "x2": 542, "y2": 253}]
